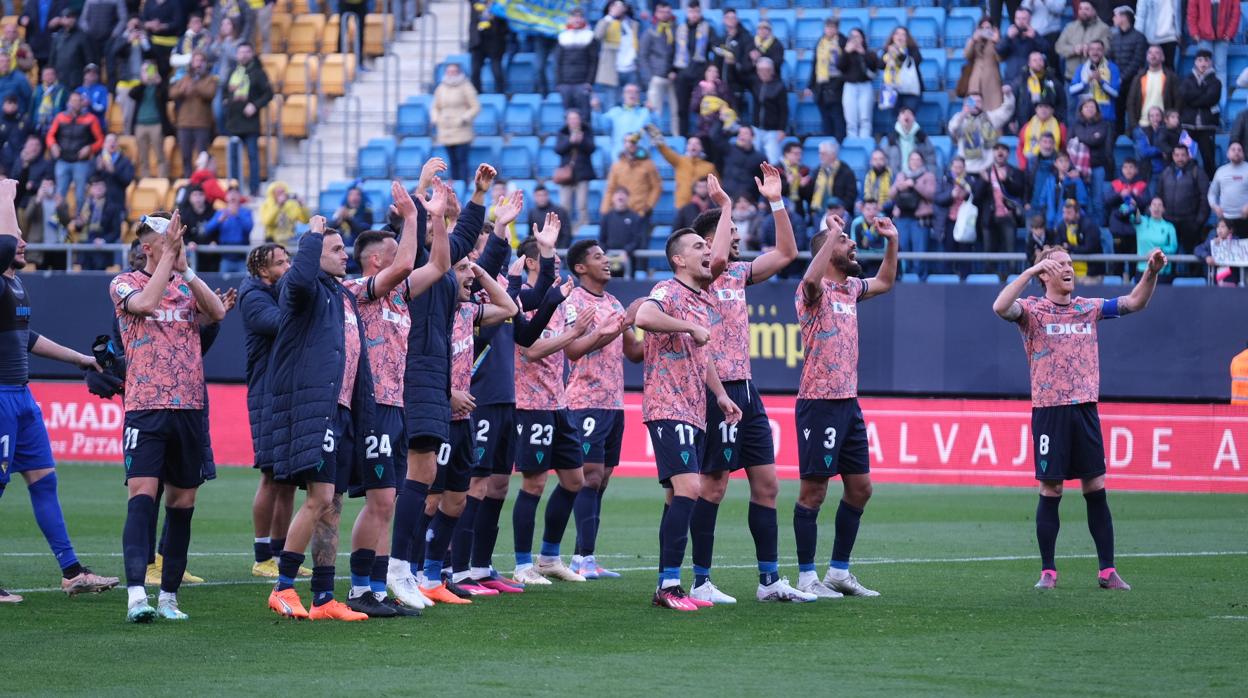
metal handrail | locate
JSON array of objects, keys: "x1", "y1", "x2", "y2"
[
  {"x1": 418, "y1": 9, "x2": 439, "y2": 92},
  {"x1": 304, "y1": 137, "x2": 324, "y2": 204},
  {"x1": 341, "y1": 94, "x2": 362, "y2": 174},
  {"x1": 339, "y1": 9, "x2": 361, "y2": 67},
  {"x1": 381, "y1": 53, "x2": 401, "y2": 128}
]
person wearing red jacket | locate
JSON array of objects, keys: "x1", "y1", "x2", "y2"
[
  {"x1": 45, "y1": 91, "x2": 103, "y2": 216},
  {"x1": 1187, "y1": 0, "x2": 1241, "y2": 109}
]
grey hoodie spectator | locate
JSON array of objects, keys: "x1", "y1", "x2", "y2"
[
  {"x1": 882, "y1": 107, "x2": 937, "y2": 174},
  {"x1": 1021, "y1": 0, "x2": 1068, "y2": 41},
  {"x1": 1208, "y1": 142, "x2": 1248, "y2": 237}
]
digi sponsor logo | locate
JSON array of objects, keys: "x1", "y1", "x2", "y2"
[
  {"x1": 452, "y1": 335, "x2": 473, "y2": 356},
  {"x1": 151, "y1": 307, "x2": 193, "y2": 323},
  {"x1": 380, "y1": 307, "x2": 411, "y2": 328},
  {"x1": 1044, "y1": 323, "x2": 1093, "y2": 335}
]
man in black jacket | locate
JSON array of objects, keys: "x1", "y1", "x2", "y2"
[
  {"x1": 800, "y1": 139, "x2": 857, "y2": 218},
  {"x1": 49, "y1": 9, "x2": 91, "y2": 91},
  {"x1": 752, "y1": 57, "x2": 787, "y2": 164},
  {"x1": 977, "y1": 143, "x2": 1027, "y2": 271},
  {"x1": 714, "y1": 9, "x2": 754, "y2": 122},
  {"x1": 19, "y1": 0, "x2": 70, "y2": 69},
  {"x1": 600, "y1": 186, "x2": 647, "y2": 274},
  {"x1": 1155, "y1": 145, "x2": 1211, "y2": 253},
  {"x1": 555, "y1": 8, "x2": 598, "y2": 121},
  {"x1": 673, "y1": 0, "x2": 717, "y2": 137},
  {"x1": 1108, "y1": 6, "x2": 1148, "y2": 136},
  {"x1": 468, "y1": 0, "x2": 509, "y2": 94},
  {"x1": 1178, "y1": 49, "x2": 1221, "y2": 179},
  {"x1": 223, "y1": 43, "x2": 273, "y2": 197},
  {"x1": 524, "y1": 185, "x2": 571, "y2": 247},
  {"x1": 720, "y1": 126, "x2": 767, "y2": 204}
]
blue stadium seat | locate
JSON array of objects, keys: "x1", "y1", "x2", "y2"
[
  {"x1": 653, "y1": 187, "x2": 676, "y2": 226},
  {"x1": 1115, "y1": 135, "x2": 1135, "y2": 171},
  {"x1": 1098, "y1": 275, "x2": 1128, "y2": 286},
  {"x1": 367, "y1": 136, "x2": 397, "y2": 160},
  {"x1": 360, "y1": 180, "x2": 394, "y2": 214},
  {"x1": 479, "y1": 93, "x2": 506, "y2": 115},
  {"x1": 500, "y1": 139, "x2": 537, "y2": 179},
  {"x1": 394, "y1": 138, "x2": 430, "y2": 179},
  {"x1": 357, "y1": 145, "x2": 390, "y2": 179},
  {"x1": 318, "y1": 181, "x2": 351, "y2": 217},
  {"x1": 723, "y1": 0, "x2": 752, "y2": 9},
  {"x1": 587, "y1": 181, "x2": 606, "y2": 224},
  {"x1": 918, "y1": 93, "x2": 949, "y2": 135},
  {"x1": 1171, "y1": 277, "x2": 1207, "y2": 287},
  {"x1": 767, "y1": 11, "x2": 795, "y2": 49},
  {"x1": 840, "y1": 145, "x2": 869, "y2": 174},
  {"x1": 795, "y1": 56, "x2": 813, "y2": 91},
  {"x1": 736, "y1": 9, "x2": 760, "y2": 31},
  {"x1": 536, "y1": 137, "x2": 562, "y2": 179},
  {"x1": 539, "y1": 101, "x2": 565, "y2": 136},
  {"x1": 843, "y1": 136, "x2": 877, "y2": 153},
  {"x1": 649, "y1": 225, "x2": 672, "y2": 250},
  {"x1": 469, "y1": 136, "x2": 503, "y2": 171},
  {"x1": 964, "y1": 274, "x2": 1001, "y2": 285},
  {"x1": 869, "y1": 10, "x2": 906, "y2": 46},
  {"x1": 946, "y1": 57, "x2": 967, "y2": 92},
  {"x1": 758, "y1": 0, "x2": 789, "y2": 9},
  {"x1": 795, "y1": 101, "x2": 823, "y2": 137},
  {"x1": 795, "y1": 17, "x2": 824, "y2": 51},
  {"x1": 794, "y1": 0, "x2": 825, "y2": 7},
  {"x1": 574, "y1": 224, "x2": 601, "y2": 245},
  {"x1": 506, "y1": 53, "x2": 537, "y2": 94},
  {"x1": 911, "y1": 8, "x2": 945, "y2": 49},
  {"x1": 473, "y1": 104, "x2": 500, "y2": 136},
  {"x1": 928, "y1": 135, "x2": 952, "y2": 170},
  {"x1": 504, "y1": 103, "x2": 535, "y2": 136},
  {"x1": 900, "y1": 273, "x2": 921, "y2": 284},
  {"x1": 782, "y1": 50, "x2": 797, "y2": 87},
  {"x1": 927, "y1": 274, "x2": 962, "y2": 284},
  {"x1": 947, "y1": 8, "x2": 979, "y2": 48},
  {"x1": 396, "y1": 100, "x2": 430, "y2": 138},
  {"x1": 837, "y1": 9, "x2": 868, "y2": 37}
]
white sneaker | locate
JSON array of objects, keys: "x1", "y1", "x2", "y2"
[
  {"x1": 690, "y1": 580, "x2": 737, "y2": 604},
  {"x1": 796, "y1": 578, "x2": 844, "y2": 599},
  {"x1": 535, "y1": 557, "x2": 587, "y2": 582},
  {"x1": 823, "y1": 569, "x2": 880, "y2": 597},
  {"x1": 512, "y1": 566, "x2": 553, "y2": 586},
  {"x1": 757, "y1": 577, "x2": 818, "y2": 603},
  {"x1": 387, "y1": 568, "x2": 429, "y2": 610}
]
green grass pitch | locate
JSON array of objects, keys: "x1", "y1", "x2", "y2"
[{"x1": 1, "y1": 464, "x2": 1246, "y2": 696}]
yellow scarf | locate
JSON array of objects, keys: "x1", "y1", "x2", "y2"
[
  {"x1": 474, "y1": 2, "x2": 491, "y2": 32},
  {"x1": 655, "y1": 21, "x2": 674, "y2": 46},
  {"x1": 699, "y1": 95, "x2": 738, "y2": 129},
  {"x1": 785, "y1": 162, "x2": 802, "y2": 200},
  {"x1": 814, "y1": 36, "x2": 838, "y2": 84},
  {"x1": 1087, "y1": 61, "x2": 1111, "y2": 105},
  {"x1": 1027, "y1": 71, "x2": 1044, "y2": 99},
  {"x1": 755, "y1": 34, "x2": 775, "y2": 54},
  {"x1": 864, "y1": 169, "x2": 892, "y2": 204},
  {"x1": 883, "y1": 49, "x2": 905, "y2": 86},
  {"x1": 604, "y1": 19, "x2": 622, "y2": 48},
  {"x1": 1065, "y1": 223, "x2": 1089, "y2": 276},
  {"x1": 1023, "y1": 116, "x2": 1063, "y2": 159},
  {"x1": 811, "y1": 161, "x2": 840, "y2": 211}
]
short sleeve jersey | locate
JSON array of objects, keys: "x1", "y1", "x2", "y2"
[
  {"x1": 344, "y1": 277, "x2": 410, "y2": 408},
  {"x1": 796, "y1": 277, "x2": 867, "y2": 401},
  {"x1": 110, "y1": 270, "x2": 204, "y2": 411},
  {"x1": 642, "y1": 279, "x2": 714, "y2": 429},
  {"x1": 1015, "y1": 295, "x2": 1117, "y2": 408},
  {"x1": 564, "y1": 286, "x2": 626, "y2": 410},
  {"x1": 707, "y1": 260, "x2": 753, "y2": 382},
  {"x1": 339, "y1": 292, "x2": 362, "y2": 408},
  {"x1": 451, "y1": 301, "x2": 481, "y2": 420},
  {"x1": 515, "y1": 300, "x2": 568, "y2": 411}
]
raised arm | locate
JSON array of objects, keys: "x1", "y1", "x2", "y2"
[
  {"x1": 1118, "y1": 249, "x2": 1166, "y2": 315},
  {"x1": 124, "y1": 214, "x2": 182, "y2": 317},
  {"x1": 800, "y1": 214, "x2": 842, "y2": 308},
  {"x1": 372, "y1": 181, "x2": 425, "y2": 299},
  {"x1": 747, "y1": 162, "x2": 799, "y2": 283},
  {"x1": 861, "y1": 216, "x2": 899, "y2": 300},
  {"x1": 512, "y1": 281, "x2": 569, "y2": 347},
  {"x1": 407, "y1": 179, "x2": 452, "y2": 299},
  {"x1": 281, "y1": 215, "x2": 326, "y2": 313},
  {"x1": 993, "y1": 258, "x2": 1062, "y2": 321},
  {"x1": 174, "y1": 233, "x2": 227, "y2": 323},
  {"x1": 706, "y1": 173, "x2": 735, "y2": 279},
  {"x1": 473, "y1": 262, "x2": 519, "y2": 326}
]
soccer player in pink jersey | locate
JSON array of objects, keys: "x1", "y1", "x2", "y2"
[
  {"x1": 993, "y1": 246, "x2": 1167, "y2": 591},
  {"x1": 110, "y1": 209, "x2": 227, "y2": 622},
  {"x1": 562, "y1": 238, "x2": 645, "y2": 580},
  {"x1": 793, "y1": 212, "x2": 898, "y2": 599},
  {"x1": 339, "y1": 177, "x2": 453, "y2": 616},
  {"x1": 687, "y1": 166, "x2": 814, "y2": 604},
  {"x1": 636, "y1": 228, "x2": 742, "y2": 611}
]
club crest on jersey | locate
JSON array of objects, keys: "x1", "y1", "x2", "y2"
[
  {"x1": 650, "y1": 287, "x2": 668, "y2": 301},
  {"x1": 1045, "y1": 323, "x2": 1092, "y2": 335}
]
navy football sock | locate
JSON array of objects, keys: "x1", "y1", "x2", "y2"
[
  {"x1": 271, "y1": 537, "x2": 286, "y2": 558},
  {"x1": 512, "y1": 490, "x2": 541, "y2": 565},
  {"x1": 690, "y1": 497, "x2": 719, "y2": 587},
  {"x1": 122, "y1": 495, "x2": 156, "y2": 587},
  {"x1": 410, "y1": 510, "x2": 431, "y2": 571},
  {"x1": 471, "y1": 496, "x2": 505, "y2": 570},
  {"x1": 571, "y1": 486, "x2": 598, "y2": 557},
  {"x1": 659, "y1": 496, "x2": 695, "y2": 584},
  {"x1": 277, "y1": 551, "x2": 305, "y2": 590},
  {"x1": 423, "y1": 511, "x2": 458, "y2": 582},
  {"x1": 452, "y1": 496, "x2": 481, "y2": 574},
  {"x1": 254, "y1": 537, "x2": 272, "y2": 563},
  {"x1": 27, "y1": 473, "x2": 80, "y2": 575},
  {"x1": 1036, "y1": 495, "x2": 1062, "y2": 571},
  {"x1": 157, "y1": 512, "x2": 169, "y2": 559},
  {"x1": 830, "y1": 500, "x2": 864, "y2": 570},
  {"x1": 1083, "y1": 489, "x2": 1115, "y2": 571},
  {"x1": 349, "y1": 548, "x2": 375, "y2": 591},
  {"x1": 792, "y1": 503, "x2": 820, "y2": 572},
  {"x1": 311, "y1": 565, "x2": 335, "y2": 606},
  {"x1": 160, "y1": 507, "x2": 194, "y2": 594},
  {"x1": 539, "y1": 485, "x2": 577, "y2": 557},
  {"x1": 749, "y1": 502, "x2": 780, "y2": 586},
  {"x1": 371, "y1": 555, "x2": 389, "y2": 594},
  {"x1": 390, "y1": 479, "x2": 429, "y2": 563}
]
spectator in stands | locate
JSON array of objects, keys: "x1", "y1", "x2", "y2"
[
  {"x1": 879, "y1": 27, "x2": 923, "y2": 128},
  {"x1": 555, "y1": 109, "x2": 597, "y2": 232},
  {"x1": 178, "y1": 184, "x2": 216, "y2": 270},
  {"x1": 949, "y1": 89, "x2": 1016, "y2": 175},
  {"x1": 1195, "y1": 219, "x2": 1236, "y2": 281},
  {"x1": 1056, "y1": 1, "x2": 1111, "y2": 83},
  {"x1": 251, "y1": 0, "x2": 274, "y2": 54},
  {"x1": 1069, "y1": 40, "x2": 1121, "y2": 124},
  {"x1": 19, "y1": 0, "x2": 69, "y2": 70},
  {"x1": 526, "y1": 184, "x2": 571, "y2": 245},
  {"x1": 259, "y1": 181, "x2": 308, "y2": 246},
  {"x1": 1187, "y1": 0, "x2": 1239, "y2": 109},
  {"x1": 139, "y1": 0, "x2": 184, "y2": 78},
  {"x1": 1071, "y1": 95, "x2": 1113, "y2": 225},
  {"x1": 692, "y1": 69, "x2": 738, "y2": 167},
  {"x1": 555, "y1": 8, "x2": 598, "y2": 122},
  {"x1": 172, "y1": 51, "x2": 217, "y2": 179},
  {"x1": 1133, "y1": 196, "x2": 1177, "y2": 278},
  {"x1": 1125, "y1": 46, "x2": 1177, "y2": 132},
  {"x1": 802, "y1": 139, "x2": 857, "y2": 218},
  {"x1": 648, "y1": 124, "x2": 716, "y2": 209},
  {"x1": 212, "y1": 1, "x2": 252, "y2": 53},
  {"x1": 777, "y1": 141, "x2": 810, "y2": 216},
  {"x1": 1108, "y1": 6, "x2": 1148, "y2": 136},
  {"x1": 0, "y1": 94, "x2": 31, "y2": 166},
  {"x1": 805, "y1": 18, "x2": 845, "y2": 142},
  {"x1": 0, "y1": 22, "x2": 35, "y2": 75},
  {"x1": 599, "y1": 186, "x2": 645, "y2": 274},
  {"x1": 672, "y1": 177, "x2": 709, "y2": 231},
  {"x1": 1157, "y1": 144, "x2": 1211, "y2": 252},
  {"x1": 730, "y1": 195, "x2": 762, "y2": 249},
  {"x1": 979, "y1": 143, "x2": 1026, "y2": 266},
  {"x1": 602, "y1": 132, "x2": 661, "y2": 224},
  {"x1": 720, "y1": 125, "x2": 766, "y2": 204},
  {"x1": 468, "y1": 0, "x2": 508, "y2": 94},
  {"x1": 849, "y1": 198, "x2": 884, "y2": 275},
  {"x1": 67, "y1": 175, "x2": 121, "y2": 270},
  {"x1": 47, "y1": 91, "x2": 103, "y2": 211},
  {"x1": 1024, "y1": 216, "x2": 1057, "y2": 267},
  {"x1": 1135, "y1": 0, "x2": 1181, "y2": 70},
  {"x1": 863, "y1": 149, "x2": 893, "y2": 212},
  {"x1": 837, "y1": 28, "x2": 880, "y2": 141},
  {"x1": 1107, "y1": 157, "x2": 1148, "y2": 256},
  {"x1": 169, "y1": 12, "x2": 210, "y2": 84},
  {"x1": 1021, "y1": 1, "x2": 1067, "y2": 55},
  {"x1": 1024, "y1": 132, "x2": 1060, "y2": 218},
  {"x1": 224, "y1": 42, "x2": 273, "y2": 197},
  {"x1": 672, "y1": 0, "x2": 715, "y2": 137},
  {"x1": 1209, "y1": 141, "x2": 1248, "y2": 238},
  {"x1": 190, "y1": 151, "x2": 226, "y2": 205},
  {"x1": 751, "y1": 57, "x2": 786, "y2": 165},
  {"x1": 108, "y1": 19, "x2": 149, "y2": 128},
  {"x1": 597, "y1": 83, "x2": 652, "y2": 163},
  {"x1": 31, "y1": 67, "x2": 68, "y2": 135},
  {"x1": 0, "y1": 54, "x2": 31, "y2": 115},
  {"x1": 331, "y1": 186, "x2": 374, "y2": 244},
  {"x1": 1133, "y1": 106, "x2": 1167, "y2": 189},
  {"x1": 883, "y1": 107, "x2": 936, "y2": 175},
  {"x1": 593, "y1": 1, "x2": 640, "y2": 111},
  {"x1": 639, "y1": 0, "x2": 678, "y2": 135},
  {"x1": 1157, "y1": 108, "x2": 1188, "y2": 167},
  {"x1": 964, "y1": 18, "x2": 1004, "y2": 112},
  {"x1": 338, "y1": 0, "x2": 369, "y2": 58},
  {"x1": 715, "y1": 9, "x2": 754, "y2": 123},
  {"x1": 206, "y1": 187, "x2": 254, "y2": 272},
  {"x1": 1044, "y1": 152, "x2": 1091, "y2": 228},
  {"x1": 750, "y1": 19, "x2": 784, "y2": 74},
  {"x1": 1010, "y1": 51, "x2": 1064, "y2": 134},
  {"x1": 12, "y1": 136, "x2": 55, "y2": 257},
  {"x1": 933, "y1": 155, "x2": 975, "y2": 271},
  {"x1": 891, "y1": 150, "x2": 936, "y2": 279},
  {"x1": 208, "y1": 17, "x2": 241, "y2": 130},
  {"x1": 76, "y1": 64, "x2": 108, "y2": 128},
  {"x1": 128, "y1": 60, "x2": 172, "y2": 179},
  {"x1": 1057, "y1": 198, "x2": 1102, "y2": 277},
  {"x1": 92, "y1": 133, "x2": 134, "y2": 212},
  {"x1": 998, "y1": 7, "x2": 1050, "y2": 82},
  {"x1": 1018, "y1": 100, "x2": 1065, "y2": 171},
  {"x1": 1179, "y1": 49, "x2": 1222, "y2": 179}
]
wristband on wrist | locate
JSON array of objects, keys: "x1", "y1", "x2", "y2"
[
  {"x1": 181, "y1": 269, "x2": 197, "y2": 283},
  {"x1": 769, "y1": 199, "x2": 785, "y2": 212}
]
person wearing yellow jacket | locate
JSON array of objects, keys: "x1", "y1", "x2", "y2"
[
  {"x1": 259, "y1": 181, "x2": 310, "y2": 246},
  {"x1": 646, "y1": 124, "x2": 717, "y2": 209}
]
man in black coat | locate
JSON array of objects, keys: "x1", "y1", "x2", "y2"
[
  {"x1": 49, "y1": 9, "x2": 92, "y2": 91},
  {"x1": 223, "y1": 43, "x2": 273, "y2": 197},
  {"x1": 468, "y1": 0, "x2": 509, "y2": 94},
  {"x1": 1178, "y1": 49, "x2": 1221, "y2": 179},
  {"x1": 715, "y1": 9, "x2": 755, "y2": 122},
  {"x1": 720, "y1": 126, "x2": 767, "y2": 204},
  {"x1": 20, "y1": 0, "x2": 70, "y2": 68},
  {"x1": 1108, "y1": 6, "x2": 1149, "y2": 136}
]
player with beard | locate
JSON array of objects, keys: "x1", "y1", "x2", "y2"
[
  {"x1": 993, "y1": 246, "x2": 1165, "y2": 591},
  {"x1": 636, "y1": 228, "x2": 742, "y2": 611},
  {"x1": 792, "y1": 212, "x2": 897, "y2": 599}
]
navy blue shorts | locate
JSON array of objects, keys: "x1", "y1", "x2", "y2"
[
  {"x1": 432, "y1": 420, "x2": 474, "y2": 494},
  {"x1": 122, "y1": 408, "x2": 209, "y2": 489},
  {"x1": 795, "y1": 398, "x2": 870, "y2": 480},
  {"x1": 469, "y1": 403, "x2": 516, "y2": 478},
  {"x1": 646, "y1": 420, "x2": 704, "y2": 485},
  {"x1": 293, "y1": 405, "x2": 356, "y2": 494},
  {"x1": 349, "y1": 404, "x2": 404, "y2": 497},
  {"x1": 703, "y1": 380, "x2": 775, "y2": 473},
  {"x1": 515, "y1": 409, "x2": 583, "y2": 473},
  {"x1": 1032, "y1": 403, "x2": 1107, "y2": 481},
  {"x1": 571, "y1": 408, "x2": 624, "y2": 468},
  {"x1": 0, "y1": 385, "x2": 55, "y2": 486}
]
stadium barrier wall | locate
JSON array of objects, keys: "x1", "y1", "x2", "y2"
[
  {"x1": 29, "y1": 383, "x2": 1248, "y2": 493},
  {"x1": 22, "y1": 274, "x2": 1247, "y2": 401}
]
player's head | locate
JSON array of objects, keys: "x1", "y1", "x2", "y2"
[
  {"x1": 453, "y1": 256, "x2": 474, "y2": 302},
  {"x1": 354, "y1": 230, "x2": 398, "y2": 275},
  {"x1": 246, "y1": 243, "x2": 290, "y2": 284},
  {"x1": 5, "y1": 225, "x2": 26, "y2": 270},
  {"x1": 811, "y1": 226, "x2": 860, "y2": 278},
  {"x1": 665, "y1": 227, "x2": 711, "y2": 283},
  {"x1": 518, "y1": 236, "x2": 541, "y2": 274},
  {"x1": 1035, "y1": 246, "x2": 1075, "y2": 294},
  {"x1": 135, "y1": 211, "x2": 175, "y2": 263},
  {"x1": 691, "y1": 207, "x2": 738, "y2": 260},
  {"x1": 128, "y1": 239, "x2": 145, "y2": 270},
  {"x1": 320, "y1": 227, "x2": 348, "y2": 278},
  {"x1": 568, "y1": 238, "x2": 609, "y2": 284}
]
